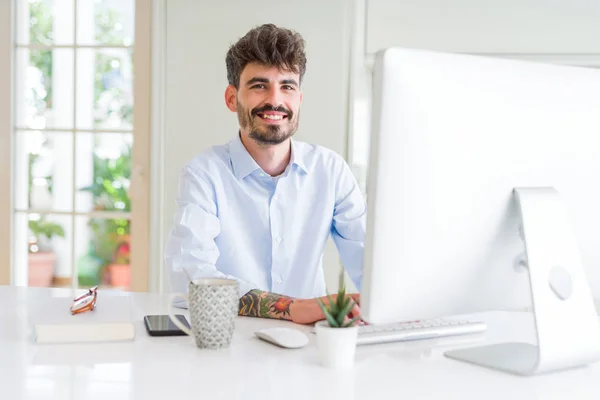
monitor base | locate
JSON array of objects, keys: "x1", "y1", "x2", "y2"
[{"x1": 445, "y1": 188, "x2": 600, "y2": 375}]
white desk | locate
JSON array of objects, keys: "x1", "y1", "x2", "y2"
[{"x1": 1, "y1": 286, "x2": 600, "y2": 400}]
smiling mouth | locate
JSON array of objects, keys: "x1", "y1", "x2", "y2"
[{"x1": 256, "y1": 112, "x2": 288, "y2": 121}]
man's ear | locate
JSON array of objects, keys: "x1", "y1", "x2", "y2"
[{"x1": 225, "y1": 85, "x2": 238, "y2": 112}]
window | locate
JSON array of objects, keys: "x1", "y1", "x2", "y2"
[{"x1": 3, "y1": 0, "x2": 151, "y2": 291}]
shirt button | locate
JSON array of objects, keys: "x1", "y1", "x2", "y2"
[
  {"x1": 276, "y1": 236, "x2": 282, "y2": 243},
  {"x1": 276, "y1": 279, "x2": 283, "y2": 284},
  {"x1": 273, "y1": 196, "x2": 278, "y2": 201}
]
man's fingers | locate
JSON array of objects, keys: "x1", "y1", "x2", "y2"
[{"x1": 349, "y1": 300, "x2": 366, "y2": 325}]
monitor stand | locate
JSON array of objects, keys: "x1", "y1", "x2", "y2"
[{"x1": 445, "y1": 187, "x2": 600, "y2": 375}]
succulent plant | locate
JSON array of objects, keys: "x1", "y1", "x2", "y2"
[{"x1": 317, "y1": 267, "x2": 360, "y2": 328}]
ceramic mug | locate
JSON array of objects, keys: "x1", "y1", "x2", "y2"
[{"x1": 168, "y1": 278, "x2": 239, "y2": 349}]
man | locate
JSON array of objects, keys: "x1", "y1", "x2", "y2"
[{"x1": 165, "y1": 24, "x2": 366, "y2": 325}]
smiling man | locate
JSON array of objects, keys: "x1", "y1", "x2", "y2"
[{"x1": 165, "y1": 24, "x2": 366, "y2": 324}]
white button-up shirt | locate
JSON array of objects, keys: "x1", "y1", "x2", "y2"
[{"x1": 165, "y1": 135, "x2": 366, "y2": 301}]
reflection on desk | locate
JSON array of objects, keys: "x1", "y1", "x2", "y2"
[{"x1": 1, "y1": 286, "x2": 600, "y2": 400}]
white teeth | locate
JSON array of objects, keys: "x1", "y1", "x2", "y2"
[{"x1": 262, "y1": 114, "x2": 283, "y2": 120}]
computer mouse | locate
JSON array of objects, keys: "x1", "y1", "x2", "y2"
[{"x1": 254, "y1": 327, "x2": 309, "y2": 349}]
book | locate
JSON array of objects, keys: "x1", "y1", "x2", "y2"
[{"x1": 31, "y1": 294, "x2": 136, "y2": 344}]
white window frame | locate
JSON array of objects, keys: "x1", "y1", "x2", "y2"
[{"x1": 0, "y1": 0, "x2": 152, "y2": 291}]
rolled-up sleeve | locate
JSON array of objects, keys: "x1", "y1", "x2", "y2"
[
  {"x1": 165, "y1": 166, "x2": 256, "y2": 306},
  {"x1": 330, "y1": 160, "x2": 367, "y2": 292}
]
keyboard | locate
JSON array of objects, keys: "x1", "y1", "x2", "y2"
[{"x1": 356, "y1": 318, "x2": 487, "y2": 345}]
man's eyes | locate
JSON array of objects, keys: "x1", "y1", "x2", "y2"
[{"x1": 250, "y1": 84, "x2": 296, "y2": 90}]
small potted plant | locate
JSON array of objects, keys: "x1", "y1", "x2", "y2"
[
  {"x1": 28, "y1": 217, "x2": 65, "y2": 287},
  {"x1": 315, "y1": 268, "x2": 361, "y2": 369},
  {"x1": 106, "y1": 237, "x2": 131, "y2": 289}
]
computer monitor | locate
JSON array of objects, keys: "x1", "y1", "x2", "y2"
[{"x1": 360, "y1": 47, "x2": 600, "y2": 375}]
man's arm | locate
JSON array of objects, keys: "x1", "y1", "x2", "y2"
[
  {"x1": 238, "y1": 289, "x2": 360, "y2": 325},
  {"x1": 330, "y1": 160, "x2": 367, "y2": 292},
  {"x1": 238, "y1": 289, "x2": 294, "y2": 320},
  {"x1": 165, "y1": 166, "x2": 256, "y2": 301}
]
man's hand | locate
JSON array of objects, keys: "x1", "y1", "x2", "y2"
[
  {"x1": 238, "y1": 290, "x2": 361, "y2": 325},
  {"x1": 291, "y1": 293, "x2": 361, "y2": 325}
]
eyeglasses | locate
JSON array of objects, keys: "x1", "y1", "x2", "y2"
[{"x1": 70, "y1": 286, "x2": 98, "y2": 315}]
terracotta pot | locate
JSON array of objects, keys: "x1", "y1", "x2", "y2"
[
  {"x1": 108, "y1": 263, "x2": 131, "y2": 289},
  {"x1": 28, "y1": 252, "x2": 56, "y2": 287}
]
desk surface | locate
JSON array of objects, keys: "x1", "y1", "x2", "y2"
[{"x1": 1, "y1": 286, "x2": 600, "y2": 400}]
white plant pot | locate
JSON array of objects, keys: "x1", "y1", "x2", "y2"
[{"x1": 315, "y1": 320, "x2": 359, "y2": 369}]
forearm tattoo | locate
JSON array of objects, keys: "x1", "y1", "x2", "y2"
[{"x1": 238, "y1": 289, "x2": 294, "y2": 320}]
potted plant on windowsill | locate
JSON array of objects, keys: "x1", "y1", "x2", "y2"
[
  {"x1": 315, "y1": 268, "x2": 361, "y2": 369},
  {"x1": 106, "y1": 236, "x2": 131, "y2": 289},
  {"x1": 28, "y1": 217, "x2": 65, "y2": 287}
]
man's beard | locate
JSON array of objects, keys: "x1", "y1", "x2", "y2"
[{"x1": 237, "y1": 102, "x2": 299, "y2": 146}]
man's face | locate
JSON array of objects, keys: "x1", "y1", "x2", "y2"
[{"x1": 226, "y1": 62, "x2": 302, "y2": 146}]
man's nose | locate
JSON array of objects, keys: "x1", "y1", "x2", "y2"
[{"x1": 264, "y1": 86, "x2": 283, "y2": 106}]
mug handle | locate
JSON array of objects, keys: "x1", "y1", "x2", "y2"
[{"x1": 168, "y1": 293, "x2": 193, "y2": 336}]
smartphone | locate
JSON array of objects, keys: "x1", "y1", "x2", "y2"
[{"x1": 144, "y1": 314, "x2": 190, "y2": 336}]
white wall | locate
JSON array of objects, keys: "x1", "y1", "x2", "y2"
[
  {"x1": 366, "y1": 0, "x2": 600, "y2": 55},
  {"x1": 161, "y1": 0, "x2": 353, "y2": 292}
]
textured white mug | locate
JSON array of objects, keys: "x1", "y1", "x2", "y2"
[{"x1": 168, "y1": 278, "x2": 239, "y2": 349}]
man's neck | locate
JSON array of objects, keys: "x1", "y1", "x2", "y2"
[{"x1": 240, "y1": 132, "x2": 291, "y2": 177}]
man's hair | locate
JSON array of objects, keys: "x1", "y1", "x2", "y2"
[{"x1": 226, "y1": 24, "x2": 307, "y2": 89}]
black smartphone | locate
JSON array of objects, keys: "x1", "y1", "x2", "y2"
[{"x1": 144, "y1": 314, "x2": 190, "y2": 336}]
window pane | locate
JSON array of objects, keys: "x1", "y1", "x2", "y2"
[
  {"x1": 16, "y1": 0, "x2": 75, "y2": 46},
  {"x1": 14, "y1": 131, "x2": 74, "y2": 212},
  {"x1": 75, "y1": 133, "x2": 133, "y2": 213},
  {"x1": 13, "y1": 212, "x2": 73, "y2": 287},
  {"x1": 15, "y1": 48, "x2": 74, "y2": 130},
  {"x1": 76, "y1": 216, "x2": 131, "y2": 290},
  {"x1": 77, "y1": 0, "x2": 135, "y2": 46},
  {"x1": 76, "y1": 48, "x2": 134, "y2": 130}
]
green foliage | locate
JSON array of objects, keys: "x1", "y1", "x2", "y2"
[
  {"x1": 94, "y1": 7, "x2": 133, "y2": 128},
  {"x1": 29, "y1": 1, "x2": 53, "y2": 109},
  {"x1": 26, "y1": 143, "x2": 62, "y2": 253},
  {"x1": 80, "y1": 145, "x2": 132, "y2": 211},
  {"x1": 29, "y1": 217, "x2": 65, "y2": 253},
  {"x1": 30, "y1": 50, "x2": 53, "y2": 108},
  {"x1": 96, "y1": 8, "x2": 126, "y2": 45},
  {"x1": 29, "y1": 217, "x2": 65, "y2": 241},
  {"x1": 28, "y1": 151, "x2": 53, "y2": 204},
  {"x1": 80, "y1": 143, "x2": 132, "y2": 267},
  {"x1": 317, "y1": 267, "x2": 360, "y2": 328},
  {"x1": 29, "y1": 0, "x2": 53, "y2": 45},
  {"x1": 94, "y1": 51, "x2": 134, "y2": 128}
]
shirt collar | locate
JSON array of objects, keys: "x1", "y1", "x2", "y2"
[
  {"x1": 229, "y1": 135, "x2": 261, "y2": 180},
  {"x1": 290, "y1": 139, "x2": 309, "y2": 175},
  {"x1": 229, "y1": 134, "x2": 309, "y2": 180}
]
